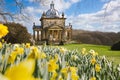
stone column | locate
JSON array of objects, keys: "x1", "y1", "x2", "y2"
[
  {"x1": 59, "y1": 30, "x2": 61, "y2": 40},
  {"x1": 37, "y1": 31, "x2": 39, "y2": 41},
  {"x1": 61, "y1": 30, "x2": 64, "y2": 40},
  {"x1": 43, "y1": 31, "x2": 45, "y2": 39},
  {"x1": 44, "y1": 31, "x2": 46, "y2": 39},
  {"x1": 52, "y1": 30, "x2": 54, "y2": 38},
  {"x1": 58, "y1": 30, "x2": 59, "y2": 40},
  {"x1": 46, "y1": 30, "x2": 47, "y2": 39},
  {"x1": 41, "y1": 31, "x2": 42, "y2": 40},
  {"x1": 70, "y1": 30, "x2": 72, "y2": 40},
  {"x1": 33, "y1": 30, "x2": 35, "y2": 40},
  {"x1": 39, "y1": 31, "x2": 41, "y2": 40},
  {"x1": 48, "y1": 30, "x2": 49, "y2": 39}
]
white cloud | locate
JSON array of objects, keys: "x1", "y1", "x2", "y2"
[
  {"x1": 70, "y1": 0, "x2": 80, "y2": 3},
  {"x1": 100, "y1": 0, "x2": 111, "y2": 2},
  {"x1": 66, "y1": 0, "x2": 120, "y2": 32}
]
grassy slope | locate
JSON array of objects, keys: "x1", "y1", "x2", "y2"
[{"x1": 61, "y1": 44, "x2": 120, "y2": 64}]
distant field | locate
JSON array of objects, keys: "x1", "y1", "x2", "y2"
[{"x1": 61, "y1": 44, "x2": 120, "y2": 64}]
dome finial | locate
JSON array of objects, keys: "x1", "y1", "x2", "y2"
[
  {"x1": 62, "y1": 12, "x2": 64, "y2": 18},
  {"x1": 50, "y1": 1, "x2": 54, "y2": 9},
  {"x1": 51, "y1": 1, "x2": 54, "y2": 4}
]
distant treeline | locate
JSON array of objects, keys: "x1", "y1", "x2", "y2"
[{"x1": 72, "y1": 29, "x2": 120, "y2": 46}]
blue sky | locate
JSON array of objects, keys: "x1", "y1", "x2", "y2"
[
  {"x1": 66, "y1": 0, "x2": 104, "y2": 14},
  {"x1": 4, "y1": 0, "x2": 120, "y2": 33}
]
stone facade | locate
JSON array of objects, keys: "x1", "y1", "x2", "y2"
[{"x1": 33, "y1": 1, "x2": 72, "y2": 43}]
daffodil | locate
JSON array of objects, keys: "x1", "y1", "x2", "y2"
[
  {"x1": 14, "y1": 47, "x2": 24, "y2": 55},
  {"x1": 18, "y1": 47, "x2": 24, "y2": 55},
  {"x1": 61, "y1": 67, "x2": 68, "y2": 77},
  {"x1": 71, "y1": 74, "x2": 79, "y2": 80},
  {"x1": 61, "y1": 67, "x2": 78, "y2": 79},
  {"x1": 13, "y1": 44, "x2": 19, "y2": 50},
  {"x1": 0, "y1": 24, "x2": 9, "y2": 38},
  {"x1": 89, "y1": 49, "x2": 98, "y2": 56},
  {"x1": 90, "y1": 77, "x2": 96, "y2": 80},
  {"x1": 48, "y1": 59, "x2": 59, "y2": 72},
  {"x1": 95, "y1": 64, "x2": 101, "y2": 72},
  {"x1": 60, "y1": 47, "x2": 67, "y2": 54},
  {"x1": 8, "y1": 51, "x2": 17, "y2": 64},
  {"x1": 81, "y1": 48, "x2": 86, "y2": 54},
  {"x1": 5, "y1": 59, "x2": 35, "y2": 80},
  {"x1": 26, "y1": 43, "x2": 30, "y2": 48},
  {"x1": 69, "y1": 67, "x2": 77, "y2": 73},
  {"x1": 28, "y1": 47, "x2": 40, "y2": 59},
  {"x1": 40, "y1": 52, "x2": 46, "y2": 59},
  {"x1": 90, "y1": 58, "x2": 96, "y2": 65},
  {"x1": 50, "y1": 71, "x2": 58, "y2": 80}
]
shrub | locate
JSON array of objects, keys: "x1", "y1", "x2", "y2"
[
  {"x1": 3, "y1": 22, "x2": 32, "y2": 44},
  {"x1": 111, "y1": 41, "x2": 120, "y2": 50},
  {"x1": 59, "y1": 40, "x2": 64, "y2": 45}
]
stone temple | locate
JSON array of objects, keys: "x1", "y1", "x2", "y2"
[{"x1": 33, "y1": 1, "x2": 72, "y2": 44}]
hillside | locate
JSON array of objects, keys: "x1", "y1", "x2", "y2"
[{"x1": 72, "y1": 29, "x2": 120, "y2": 45}]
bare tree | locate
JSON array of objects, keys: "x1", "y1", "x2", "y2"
[
  {"x1": 0, "y1": 0, "x2": 53, "y2": 22},
  {"x1": 0, "y1": 0, "x2": 25, "y2": 22}
]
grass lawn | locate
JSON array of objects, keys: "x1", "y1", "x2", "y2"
[{"x1": 61, "y1": 44, "x2": 120, "y2": 64}]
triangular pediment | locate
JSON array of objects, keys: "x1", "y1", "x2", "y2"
[{"x1": 48, "y1": 25, "x2": 63, "y2": 30}]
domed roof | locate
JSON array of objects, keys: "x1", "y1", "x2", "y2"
[{"x1": 46, "y1": 1, "x2": 60, "y2": 18}]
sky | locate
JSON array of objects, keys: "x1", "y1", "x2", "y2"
[{"x1": 4, "y1": 0, "x2": 120, "y2": 33}]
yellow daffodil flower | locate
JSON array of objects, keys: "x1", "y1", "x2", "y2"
[
  {"x1": 18, "y1": 47, "x2": 24, "y2": 55},
  {"x1": 13, "y1": 44, "x2": 19, "y2": 50},
  {"x1": 0, "y1": 24, "x2": 9, "y2": 38},
  {"x1": 90, "y1": 58, "x2": 96, "y2": 65},
  {"x1": 40, "y1": 52, "x2": 46, "y2": 59},
  {"x1": 50, "y1": 71, "x2": 58, "y2": 80},
  {"x1": 71, "y1": 74, "x2": 79, "y2": 80},
  {"x1": 26, "y1": 43, "x2": 30, "y2": 48},
  {"x1": 8, "y1": 51, "x2": 17, "y2": 64},
  {"x1": 5, "y1": 59, "x2": 35, "y2": 80},
  {"x1": 95, "y1": 64, "x2": 101, "y2": 72},
  {"x1": 60, "y1": 47, "x2": 67, "y2": 54},
  {"x1": 89, "y1": 49, "x2": 98, "y2": 56},
  {"x1": 28, "y1": 46, "x2": 46, "y2": 59},
  {"x1": 14, "y1": 47, "x2": 24, "y2": 55},
  {"x1": 48, "y1": 59, "x2": 59, "y2": 72},
  {"x1": 81, "y1": 48, "x2": 86, "y2": 54},
  {"x1": 28, "y1": 47, "x2": 40, "y2": 59},
  {"x1": 61, "y1": 67, "x2": 68, "y2": 77},
  {"x1": 90, "y1": 77, "x2": 96, "y2": 80},
  {"x1": 61, "y1": 67, "x2": 78, "y2": 79}
]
